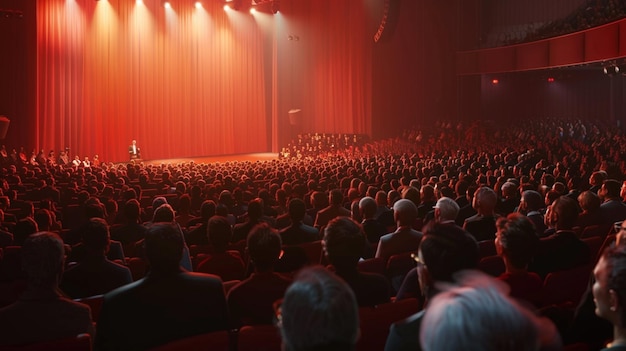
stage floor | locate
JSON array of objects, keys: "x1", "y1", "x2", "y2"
[{"x1": 143, "y1": 152, "x2": 279, "y2": 165}]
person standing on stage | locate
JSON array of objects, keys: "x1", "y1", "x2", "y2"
[{"x1": 129, "y1": 140, "x2": 141, "y2": 160}]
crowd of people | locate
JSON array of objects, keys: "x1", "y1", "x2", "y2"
[
  {"x1": 0, "y1": 117, "x2": 625, "y2": 350},
  {"x1": 485, "y1": 0, "x2": 626, "y2": 48}
]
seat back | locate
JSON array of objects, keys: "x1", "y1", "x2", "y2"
[
  {"x1": 478, "y1": 240, "x2": 497, "y2": 258},
  {"x1": 0, "y1": 246, "x2": 23, "y2": 282},
  {"x1": 127, "y1": 257, "x2": 148, "y2": 281},
  {"x1": 478, "y1": 255, "x2": 505, "y2": 277},
  {"x1": 149, "y1": 330, "x2": 230, "y2": 351},
  {"x1": 237, "y1": 325, "x2": 282, "y2": 351},
  {"x1": 540, "y1": 264, "x2": 592, "y2": 307},
  {"x1": 581, "y1": 236, "x2": 604, "y2": 265},
  {"x1": 298, "y1": 240, "x2": 323, "y2": 265},
  {"x1": 0, "y1": 333, "x2": 92, "y2": 351},
  {"x1": 357, "y1": 257, "x2": 386, "y2": 276},
  {"x1": 357, "y1": 298, "x2": 420, "y2": 351},
  {"x1": 386, "y1": 252, "x2": 416, "y2": 292},
  {"x1": 581, "y1": 223, "x2": 612, "y2": 240},
  {"x1": 74, "y1": 295, "x2": 104, "y2": 323}
]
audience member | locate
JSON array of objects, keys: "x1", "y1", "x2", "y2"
[
  {"x1": 464, "y1": 186, "x2": 499, "y2": 242},
  {"x1": 530, "y1": 196, "x2": 590, "y2": 278},
  {"x1": 518, "y1": 190, "x2": 547, "y2": 236},
  {"x1": 227, "y1": 223, "x2": 292, "y2": 327},
  {"x1": 61, "y1": 218, "x2": 132, "y2": 299},
  {"x1": 324, "y1": 217, "x2": 390, "y2": 306},
  {"x1": 278, "y1": 266, "x2": 359, "y2": 351},
  {"x1": 279, "y1": 198, "x2": 319, "y2": 245},
  {"x1": 384, "y1": 223, "x2": 479, "y2": 351},
  {"x1": 495, "y1": 213, "x2": 542, "y2": 307},
  {"x1": 196, "y1": 216, "x2": 245, "y2": 281},
  {"x1": 376, "y1": 199, "x2": 423, "y2": 262},
  {"x1": 95, "y1": 223, "x2": 229, "y2": 351},
  {"x1": 0, "y1": 232, "x2": 94, "y2": 346},
  {"x1": 599, "y1": 179, "x2": 626, "y2": 226},
  {"x1": 592, "y1": 244, "x2": 626, "y2": 350},
  {"x1": 185, "y1": 200, "x2": 216, "y2": 245},
  {"x1": 420, "y1": 270, "x2": 560, "y2": 351},
  {"x1": 313, "y1": 189, "x2": 351, "y2": 230},
  {"x1": 359, "y1": 196, "x2": 387, "y2": 244},
  {"x1": 575, "y1": 190, "x2": 603, "y2": 229}
]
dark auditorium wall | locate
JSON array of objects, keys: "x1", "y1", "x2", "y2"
[
  {"x1": 479, "y1": 69, "x2": 622, "y2": 124},
  {"x1": 0, "y1": 0, "x2": 36, "y2": 150},
  {"x1": 371, "y1": 0, "x2": 463, "y2": 139}
]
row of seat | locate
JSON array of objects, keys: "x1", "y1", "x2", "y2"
[{"x1": 1, "y1": 297, "x2": 419, "y2": 351}]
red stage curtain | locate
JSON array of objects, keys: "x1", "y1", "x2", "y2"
[
  {"x1": 36, "y1": 0, "x2": 372, "y2": 162},
  {"x1": 36, "y1": 0, "x2": 268, "y2": 161}
]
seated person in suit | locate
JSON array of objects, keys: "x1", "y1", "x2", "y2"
[
  {"x1": 278, "y1": 266, "x2": 359, "y2": 351},
  {"x1": 463, "y1": 186, "x2": 499, "y2": 242},
  {"x1": 185, "y1": 200, "x2": 216, "y2": 246},
  {"x1": 575, "y1": 190, "x2": 603, "y2": 229},
  {"x1": 324, "y1": 216, "x2": 390, "y2": 307},
  {"x1": 128, "y1": 139, "x2": 141, "y2": 160},
  {"x1": 0, "y1": 232, "x2": 94, "y2": 346},
  {"x1": 196, "y1": 216, "x2": 246, "y2": 281},
  {"x1": 494, "y1": 213, "x2": 542, "y2": 308},
  {"x1": 227, "y1": 223, "x2": 292, "y2": 327},
  {"x1": 376, "y1": 199, "x2": 423, "y2": 262},
  {"x1": 360, "y1": 196, "x2": 387, "y2": 245},
  {"x1": 384, "y1": 224, "x2": 479, "y2": 351},
  {"x1": 530, "y1": 196, "x2": 590, "y2": 279},
  {"x1": 313, "y1": 189, "x2": 351, "y2": 230},
  {"x1": 518, "y1": 190, "x2": 547, "y2": 237},
  {"x1": 95, "y1": 223, "x2": 229, "y2": 351},
  {"x1": 279, "y1": 198, "x2": 319, "y2": 246},
  {"x1": 61, "y1": 218, "x2": 133, "y2": 299},
  {"x1": 599, "y1": 179, "x2": 626, "y2": 225}
]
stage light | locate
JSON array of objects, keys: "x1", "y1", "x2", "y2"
[
  {"x1": 491, "y1": 79, "x2": 499, "y2": 84},
  {"x1": 250, "y1": 7, "x2": 256, "y2": 14},
  {"x1": 547, "y1": 77, "x2": 555, "y2": 83},
  {"x1": 164, "y1": 2, "x2": 171, "y2": 9},
  {"x1": 195, "y1": 2, "x2": 202, "y2": 9},
  {"x1": 136, "y1": 0, "x2": 143, "y2": 4},
  {"x1": 224, "y1": 0, "x2": 242, "y2": 11}
]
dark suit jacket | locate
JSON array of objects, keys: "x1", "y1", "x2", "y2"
[
  {"x1": 463, "y1": 214, "x2": 498, "y2": 242},
  {"x1": 227, "y1": 272, "x2": 292, "y2": 327},
  {"x1": 530, "y1": 230, "x2": 591, "y2": 278},
  {"x1": 526, "y1": 211, "x2": 547, "y2": 236},
  {"x1": 362, "y1": 218, "x2": 387, "y2": 244},
  {"x1": 95, "y1": 270, "x2": 229, "y2": 351},
  {"x1": 68, "y1": 241, "x2": 126, "y2": 265},
  {"x1": 110, "y1": 223, "x2": 148, "y2": 246},
  {"x1": 184, "y1": 223, "x2": 209, "y2": 246},
  {"x1": 61, "y1": 256, "x2": 133, "y2": 299},
  {"x1": 279, "y1": 222, "x2": 319, "y2": 246},
  {"x1": 384, "y1": 310, "x2": 424, "y2": 351},
  {"x1": 0, "y1": 229, "x2": 13, "y2": 248},
  {"x1": 455, "y1": 204, "x2": 477, "y2": 227},
  {"x1": 600, "y1": 199, "x2": 626, "y2": 225},
  {"x1": 335, "y1": 269, "x2": 390, "y2": 307},
  {"x1": 0, "y1": 289, "x2": 93, "y2": 346},
  {"x1": 313, "y1": 205, "x2": 351, "y2": 229}
]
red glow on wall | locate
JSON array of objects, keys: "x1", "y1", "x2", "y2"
[
  {"x1": 547, "y1": 77, "x2": 555, "y2": 83},
  {"x1": 492, "y1": 79, "x2": 499, "y2": 84}
]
